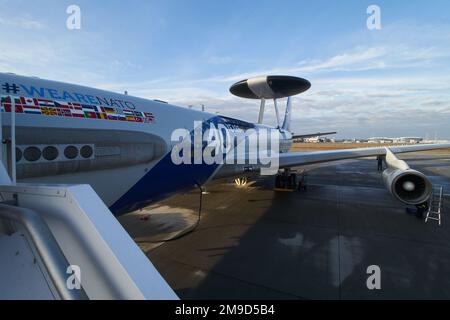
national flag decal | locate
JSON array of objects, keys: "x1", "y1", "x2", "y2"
[
  {"x1": 1, "y1": 95, "x2": 157, "y2": 124},
  {"x1": 0, "y1": 95, "x2": 156, "y2": 124}
]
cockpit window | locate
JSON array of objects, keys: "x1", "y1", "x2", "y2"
[{"x1": 218, "y1": 116, "x2": 255, "y2": 130}]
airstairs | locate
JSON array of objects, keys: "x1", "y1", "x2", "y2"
[
  {"x1": 0, "y1": 97, "x2": 177, "y2": 299},
  {"x1": 425, "y1": 186, "x2": 444, "y2": 226}
]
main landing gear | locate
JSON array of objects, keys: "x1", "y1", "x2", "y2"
[{"x1": 274, "y1": 169, "x2": 307, "y2": 192}]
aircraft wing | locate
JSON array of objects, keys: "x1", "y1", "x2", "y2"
[
  {"x1": 278, "y1": 143, "x2": 450, "y2": 168},
  {"x1": 292, "y1": 131, "x2": 337, "y2": 139}
]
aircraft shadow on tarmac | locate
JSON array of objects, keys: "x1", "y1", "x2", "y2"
[{"x1": 134, "y1": 155, "x2": 450, "y2": 300}]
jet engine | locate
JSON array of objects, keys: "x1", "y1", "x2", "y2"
[{"x1": 382, "y1": 148, "x2": 432, "y2": 205}]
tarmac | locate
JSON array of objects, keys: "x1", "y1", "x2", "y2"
[{"x1": 119, "y1": 152, "x2": 450, "y2": 299}]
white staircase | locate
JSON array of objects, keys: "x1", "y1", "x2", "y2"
[{"x1": 0, "y1": 96, "x2": 177, "y2": 299}]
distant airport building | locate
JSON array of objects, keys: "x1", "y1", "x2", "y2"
[
  {"x1": 304, "y1": 137, "x2": 333, "y2": 143},
  {"x1": 368, "y1": 137, "x2": 394, "y2": 144},
  {"x1": 394, "y1": 137, "x2": 424, "y2": 144},
  {"x1": 293, "y1": 131, "x2": 337, "y2": 143},
  {"x1": 368, "y1": 137, "x2": 423, "y2": 144}
]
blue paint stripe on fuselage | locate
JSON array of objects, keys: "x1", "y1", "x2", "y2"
[
  {"x1": 110, "y1": 151, "x2": 218, "y2": 216},
  {"x1": 110, "y1": 117, "x2": 224, "y2": 216}
]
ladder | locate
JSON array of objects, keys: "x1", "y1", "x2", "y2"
[{"x1": 425, "y1": 186, "x2": 444, "y2": 226}]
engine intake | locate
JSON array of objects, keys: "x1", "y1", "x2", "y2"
[
  {"x1": 382, "y1": 148, "x2": 432, "y2": 205},
  {"x1": 382, "y1": 168, "x2": 432, "y2": 205}
]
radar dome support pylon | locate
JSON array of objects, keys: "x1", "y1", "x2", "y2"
[
  {"x1": 258, "y1": 98, "x2": 266, "y2": 124},
  {"x1": 273, "y1": 98, "x2": 281, "y2": 128}
]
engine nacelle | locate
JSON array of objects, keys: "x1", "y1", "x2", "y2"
[
  {"x1": 382, "y1": 168, "x2": 432, "y2": 205},
  {"x1": 382, "y1": 148, "x2": 432, "y2": 205}
]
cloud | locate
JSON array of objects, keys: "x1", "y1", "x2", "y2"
[
  {"x1": 0, "y1": 13, "x2": 125, "y2": 85},
  {"x1": 0, "y1": 15, "x2": 46, "y2": 30},
  {"x1": 95, "y1": 53, "x2": 450, "y2": 138},
  {"x1": 295, "y1": 47, "x2": 388, "y2": 73},
  {"x1": 0, "y1": 12, "x2": 449, "y2": 139},
  {"x1": 201, "y1": 44, "x2": 450, "y2": 84}
]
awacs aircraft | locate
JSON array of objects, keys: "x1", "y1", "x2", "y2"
[{"x1": 0, "y1": 72, "x2": 448, "y2": 216}]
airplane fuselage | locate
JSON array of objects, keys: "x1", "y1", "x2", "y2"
[{"x1": 0, "y1": 73, "x2": 292, "y2": 215}]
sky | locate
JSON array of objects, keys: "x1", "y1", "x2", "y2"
[{"x1": 0, "y1": 0, "x2": 450, "y2": 139}]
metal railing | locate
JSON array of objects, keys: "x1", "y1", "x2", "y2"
[
  {"x1": 0, "y1": 95, "x2": 17, "y2": 183},
  {"x1": 0, "y1": 203, "x2": 88, "y2": 299}
]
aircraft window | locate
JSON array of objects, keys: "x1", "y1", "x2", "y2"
[
  {"x1": 80, "y1": 145, "x2": 93, "y2": 159},
  {"x1": 16, "y1": 148, "x2": 22, "y2": 162},
  {"x1": 24, "y1": 147, "x2": 41, "y2": 162},
  {"x1": 218, "y1": 116, "x2": 255, "y2": 130},
  {"x1": 64, "y1": 146, "x2": 79, "y2": 159},
  {"x1": 43, "y1": 146, "x2": 59, "y2": 161}
]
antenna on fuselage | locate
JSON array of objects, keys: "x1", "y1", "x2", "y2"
[{"x1": 229, "y1": 75, "x2": 311, "y2": 129}]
